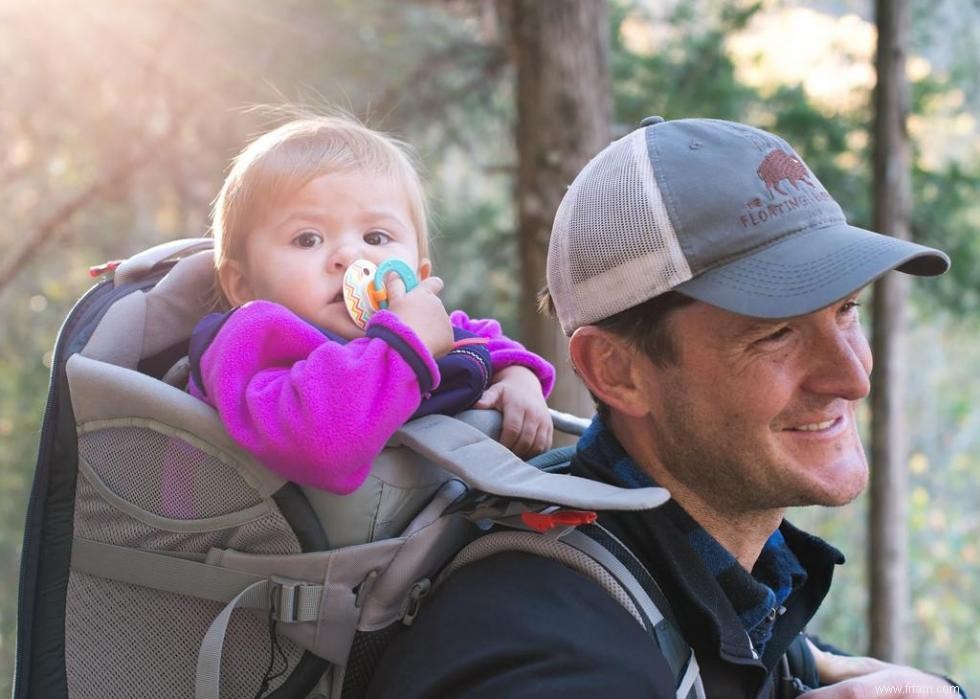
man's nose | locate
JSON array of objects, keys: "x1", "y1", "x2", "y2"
[{"x1": 803, "y1": 325, "x2": 872, "y2": 401}]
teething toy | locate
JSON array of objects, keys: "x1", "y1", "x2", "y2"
[{"x1": 342, "y1": 258, "x2": 425, "y2": 329}]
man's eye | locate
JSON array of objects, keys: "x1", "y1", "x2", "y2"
[
  {"x1": 293, "y1": 231, "x2": 322, "y2": 248},
  {"x1": 759, "y1": 326, "x2": 792, "y2": 344},
  {"x1": 364, "y1": 230, "x2": 391, "y2": 246},
  {"x1": 840, "y1": 299, "x2": 862, "y2": 315}
]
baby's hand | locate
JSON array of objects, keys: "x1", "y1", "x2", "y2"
[
  {"x1": 385, "y1": 274, "x2": 454, "y2": 359},
  {"x1": 474, "y1": 365, "x2": 552, "y2": 459}
]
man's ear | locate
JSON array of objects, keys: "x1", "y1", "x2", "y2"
[
  {"x1": 217, "y1": 259, "x2": 253, "y2": 308},
  {"x1": 569, "y1": 326, "x2": 656, "y2": 418}
]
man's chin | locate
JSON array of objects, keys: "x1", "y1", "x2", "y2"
[{"x1": 808, "y1": 459, "x2": 869, "y2": 507}]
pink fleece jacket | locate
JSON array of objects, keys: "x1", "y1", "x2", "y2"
[{"x1": 188, "y1": 300, "x2": 554, "y2": 494}]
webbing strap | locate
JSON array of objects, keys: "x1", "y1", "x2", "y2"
[
  {"x1": 559, "y1": 527, "x2": 704, "y2": 698},
  {"x1": 676, "y1": 649, "x2": 705, "y2": 699},
  {"x1": 193, "y1": 577, "x2": 323, "y2": 699},
  {"x1": 196, "y1": 579, "x2": 268, "y2": 699},
  {"x1": 560, "y1": 529, "x2": 664, "y2": 627},
  {"x1": 70, "y1": 538, "x2": 325, "y2": 699},
  {"x1": 70, "y1": 537, "x2": 266, "y2": 602},
  {"x1": 71, "y1": 537, "x2": 324, "y2": 619}
]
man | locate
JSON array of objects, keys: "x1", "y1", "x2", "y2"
[{"x1": 366, "y1": 117, "x2": 963, "y2": 696}]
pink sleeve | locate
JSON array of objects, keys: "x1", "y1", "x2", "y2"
[
  {"x1": 191, "y1": 301, "x2": 439, "y2": 494},
  {"x1": 450, "y1": 310, "x2": 555, "y2": 398}
]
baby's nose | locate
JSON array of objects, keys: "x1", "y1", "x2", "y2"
[{"x1": 330, "y1": 244, "x2": 361, "y2": 271}]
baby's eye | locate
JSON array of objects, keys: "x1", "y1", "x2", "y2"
[
  {"x1": 364, "y1": 230, "x2": 391, "y2": 246},
  {"x1": 292, "y1": 230, "x2": 323, "y2": 249}
]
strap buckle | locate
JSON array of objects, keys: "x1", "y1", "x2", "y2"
[
  {"x1": 269, "y1": 577, "x2": 324, "y2": 623},
  {"x1": 269, "y1": 577, "x2": 300, "y2": 622}
]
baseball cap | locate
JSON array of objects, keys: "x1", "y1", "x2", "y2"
[{"x1": 546, "y1": 116, "x2": 950, "y2": 335}]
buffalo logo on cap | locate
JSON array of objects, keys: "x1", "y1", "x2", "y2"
[{"x1": 756, "y1": 148, "x2": 815, "y2": 198}]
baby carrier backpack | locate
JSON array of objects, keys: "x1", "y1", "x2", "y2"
[{"x1": 14, "y1": 238, "x2": 716, "y2": 699}]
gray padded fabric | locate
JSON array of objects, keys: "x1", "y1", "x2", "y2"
[
  {"x1": 80, "y1": 290, "x2": 147, "y2": 368},
  {"x1": 68, "y1": 354, "x2": 287, "y2": 499},
  {"x1": 394, "y1": 415, "x2": 670, "y2": 511},
  {"x1": 143, "y1": 250, "x2": 216, "y2": 359},
  {"x1": 78, "y1": 426, "x2": 262, "y2": 519},
  {"x1": 113, "y1": 237, "x2": 212, "y2": 286},
  {"x1": 302, "y1": 410, "x2": 502, "y2": 548},
  {"x1": 82, "y1": 243, "x2": 213, "y2": 369},
  {"x1": 66, "y1": 411, "x2": 304, "y2": 699}
]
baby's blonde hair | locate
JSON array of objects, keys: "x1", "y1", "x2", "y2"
[{"x1": 211, "y1": 112, "x2": 428, "y2": 308}]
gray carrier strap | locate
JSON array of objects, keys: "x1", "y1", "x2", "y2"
[
  {"x1": 677, "y1": 650, "x2": 705, "y2": 699},
  {"x1": 561, "y1": 528, "x2": 702, "y2": 697},
  {"x1": 70, "y1": 538, "x2": 326, "y2": 699},
  {"x1": 70, "y1": 537, "x2": 324, "y2": 620},
  {"x1": 194, "y1": 577, "x2": 321, "y2": 699},
  {"x1": 442, "y1": 528, "x2": 705, "y2": 699},
  {"x1": 560, "y1": 528, "x2": 664, "y2": 626},
  {"x1": 70, "y1": 537, "x2": 272, "y2": 602},
  {"x1": 562, "y1": 529, "x2": 705, "y2": 699},
  {"x1": 393, "y1": 415, "x2": 669, "y2": 511}
]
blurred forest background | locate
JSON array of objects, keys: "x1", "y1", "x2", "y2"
[{"x1": 1, "y1": 0, "x2": 978, "y2": 693}]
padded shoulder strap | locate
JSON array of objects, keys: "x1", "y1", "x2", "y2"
[
  {"x1": 393, "y1": 415, "x2": 669, "y2": 512},
  {"x1": 563, "y1": 527, "x2": 705, "y2": 699},
  {"x1": 441, "y1": 527, "x2": 705, "y2": 699}
]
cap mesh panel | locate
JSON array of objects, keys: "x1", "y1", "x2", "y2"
[{"x1": 548, "y1": 130, "x2": 692, "y2": 333}]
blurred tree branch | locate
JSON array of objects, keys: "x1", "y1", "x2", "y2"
[{"x1": 0, "y1": 125, "x2": 177, "y2": 296}]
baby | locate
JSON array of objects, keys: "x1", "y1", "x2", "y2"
[{"x1": 187, "y1": 115, "x2": 555, "y2": 494}]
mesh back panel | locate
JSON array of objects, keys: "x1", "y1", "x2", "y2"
[
  {"x1": 68, "y1": 424, "x2": 308, "y2": 697},
  {"x1": 548, "y1": 129, "x2": 692, "y2": 334},
  {"x1": 65, "y1": 571, "x2": 301, "y2": 699},
  {"x1": 79, "y1": 427, "x2": 261, "y2": 519}
]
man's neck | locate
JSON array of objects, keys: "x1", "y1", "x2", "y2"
[
  {"x1": 611, "y1": 414, "x2": 783, "y2": 571},
  {"x1": 668, "y1": 484, "x2": 784, "y2": 571}
]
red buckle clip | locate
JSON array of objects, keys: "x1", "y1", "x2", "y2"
[
  {"x1": 520, "y1": 509, "x2": 597, "y2": 533},
  {"x1": 89, "y1": 260, "x2": 123, "y2": 278}
]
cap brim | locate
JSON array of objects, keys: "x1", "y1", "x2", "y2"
[{"x1": 674, "y1": 223, "x2": 950, "y2": 319}]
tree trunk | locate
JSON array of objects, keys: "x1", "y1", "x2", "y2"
[
  {"x1": 502, "y1": 0, "x2": 612, "y2": 419},
  {"x1": 869, "y1": 0, "x2": 911, "y2": 664}
]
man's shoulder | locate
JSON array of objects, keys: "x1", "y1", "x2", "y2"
[{"x1": 366, "y1": 550, "x2": 676, "y2": 698}]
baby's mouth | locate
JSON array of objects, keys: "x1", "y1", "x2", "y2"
[{"x1": 331, "y1": 291, "x2": 344, "y2": 304}]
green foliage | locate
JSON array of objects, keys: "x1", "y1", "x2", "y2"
[{"x1": 611, "y1": 0, "x2": 759, "y2": 125}]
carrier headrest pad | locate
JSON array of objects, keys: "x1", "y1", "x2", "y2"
[
  {"x1": 143, "y1": 251, "x2": 216, "y2": 359},
  {"x1": 81, "y1": 246, "x2": 216, "y2": 368}
]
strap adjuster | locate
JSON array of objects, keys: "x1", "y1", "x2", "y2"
[
  {"x1": 269, "y1": 578, "x2": 299, "y2": 622},
  {"x1": 269, "y1": 577, "x2": 322, "y2": 623}
]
